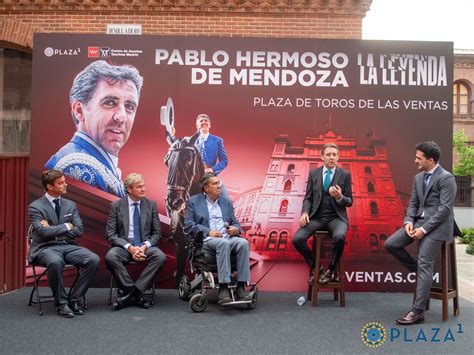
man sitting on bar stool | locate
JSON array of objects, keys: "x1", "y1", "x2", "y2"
[
  {"x1": 292, "y1": 142, "x2": 353, "y2": 285},
  {"x1": 385, "y1": 141, "x2": 457, "y2": 325}
]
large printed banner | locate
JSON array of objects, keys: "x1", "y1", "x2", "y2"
[{"x1": 30, "y1": 34, "x2": 453, "y2": 291}]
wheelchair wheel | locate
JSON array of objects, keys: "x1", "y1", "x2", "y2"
[
  {"x1": 178, "y1": 276, "x2": 192, "y2": 301},
  {"x1": 247, "y1": 287, "x2": 258, "y2": 310},
  {"x1": 190, "y1": 293, "x2": 208, "y2": 313}
]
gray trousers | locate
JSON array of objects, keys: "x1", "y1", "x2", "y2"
[
  {"x1": 385, "y1": 225, "x2": 443, "y2": 311},
  {"x1": 204, "y1": 237, "x2": 250, "y2": 284},
  {"x1": 105, "y1": 246, "x2": 166, "y2": 293},
  {"x1": 35, "y1": 244, "x2": 100, "y2": 307}
]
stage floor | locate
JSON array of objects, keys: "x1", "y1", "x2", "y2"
[{"x1": 1, "y1": 288, "x2": 472, "y2": 354}]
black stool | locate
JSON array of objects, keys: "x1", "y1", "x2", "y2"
[{"x1": 307, "y1": 231, "x2": 345, "y2": 307}]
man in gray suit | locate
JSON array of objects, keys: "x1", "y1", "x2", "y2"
[
  {"x1": 28, "y1": 170, "x2": 100, "y2": 318},
  {"x1": 292, "y1": 142, "x2": 353, "y2": 285},
  {"x1": 184, "y1": 172, "x2": 251, "y2": 304},
  {"x1": 105, "y1": 173, "x2": 166, "y2": 310},
  {"x1": 385, "y1": 141, "x2": 456, "y2": 325}
]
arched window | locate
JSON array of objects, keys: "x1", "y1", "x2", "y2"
[
  {"x1": 379, "y1": 234, "x2": 388, "y2": 251},
  {"x1": 267, "y1": 230, "x2": 278, "y2": 251},
  {"x1": 453, "y1": 81, "x2": 470, "y2": 116},
  {"x1": 279, "y1": 199, "x2": 288, "y2": 213},
  {"x1": 364, "y1": 166, "x2": 372, "y2": 175},
  {"x1": 367, "y1": 181, "x2": 375, "y2": 193},
  {"x1": 283, "y1": 179, "x2": 292, "y2": 191},
  {"x1": 287, "y1": 164, "x2": 295, "y2": 173},
  {"x1": 278, "y1": 231, "x2": 288, "y2": 250},
  {"x1": 369, "y1": 233, "x2": 379, "y2": 253},
  {"x1": 370, "y1": 201, "x2": 378, "y2": 215}
]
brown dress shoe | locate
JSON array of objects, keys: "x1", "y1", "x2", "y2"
[
  {"x1": 318, "y1": 270, "x2": 333, "y2": 285},
  {"x1": 396, "y1": 309, "x2": 425, "y2": 325}
]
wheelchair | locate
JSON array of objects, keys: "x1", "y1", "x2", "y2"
[{"x1": 178, "y1": 231, "x2": 258, "y2": 312}]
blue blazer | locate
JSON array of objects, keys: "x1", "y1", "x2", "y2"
[
  {"x1": 45, "y1": 131, "x2": 126, "y2": 197},
  {"x1": 184, "y1": 193, "x2": 241, "y2": 238},
  {"x1": 194, "y1": 133, "x2": 228, "y2": 175}
]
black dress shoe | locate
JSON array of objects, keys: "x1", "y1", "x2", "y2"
[
  {"x1": 218, "y1": 288, "x2": 232, "y2": 304},
  {"x1": 396, "y1": 309, "x2": 425, "y2": 325},
  {"x1": 135, "y1": 294, "x2": 150, "y2": 309},
  {"x1": 236, "y1": 285, "x2": 251, "y2": 301},
  {"x1": 69, "y1": 302, "x2": 85, "y2": 315},
  {"x1": 113, "y1": 293, "x2": 133, "y2": 311},
  {"x1": 56, "y1": 304, "x2": 74, "y2": 318},
  {"x1": 318, "y1": 270, "x2": 333, "y2": 285}
]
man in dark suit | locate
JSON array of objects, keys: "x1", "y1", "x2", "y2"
[
  {"x1": 184, "y1": 172, "x2": 251, "y2": 304},
  {"x1": 105, "y1": 173, "x2": 166, "y2": 310},
  {"x1": 292, "y1": 142, "x2": 353, "y2": 285},
  {"x1": 385, "y1": 141, "x2": 457, "y2": 325},
  {"x1": 28, "y1": 170, "x2": 100, "y2": 318}
]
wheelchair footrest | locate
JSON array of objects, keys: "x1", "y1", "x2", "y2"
[{"x1": 221, "y1": 300, "x2": 253, "y2": 306}]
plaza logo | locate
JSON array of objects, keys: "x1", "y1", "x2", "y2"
[
  {"x1": 360, "y1": 322, "x2": 464, "y2": 348},
  {"x1": 87, "y1": 47, "x2": 112, "y2": 58},
  {"x1": 360, "y1": 322, "x2": 387, "y2": 348},
  {"x1": 44, "y1": 47, "x2": 81, "y2": 57}
]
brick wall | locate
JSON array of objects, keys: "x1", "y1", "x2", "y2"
[{"x1": 0, "y1": 0, "x2": 373, "y2": 50}]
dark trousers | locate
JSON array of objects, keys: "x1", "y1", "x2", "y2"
[
  {"x1": 385, "y1": 225, "x2": 443, "y2": 311},
  {"x1": 105, "y1": 246, "x2": 166, "y2": 293},
  {"x1": 292, "y1": 217, "x2": 347, "y2": 271},
  {"x1": 35, "y1": 244, "x2": 100, "y2": 307}
]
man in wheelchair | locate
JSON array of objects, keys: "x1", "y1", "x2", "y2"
[{"x1": 184, "y1": 172, "x2": 251, "y2": 304}]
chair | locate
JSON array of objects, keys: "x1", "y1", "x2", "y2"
[
  {"x1": 107, "y1": 260, "x2": 156, "y2": 306},
  {"x1": 307, "y1": 231, "x2": 346, "y2": 307},
  {"x1": 27, "y1": 225, "x2": 86, "y2": 315},
  {"x1": 414, "y1": 239, "x2": 460, "y2": 321}
]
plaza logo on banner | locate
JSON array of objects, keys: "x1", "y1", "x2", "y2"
[
  {"x1": 359, "y1": 322, "x2": 464, "y2": 348},
  {"x1": 44, "y1": 47, "x2": 80, "y2": 57}
]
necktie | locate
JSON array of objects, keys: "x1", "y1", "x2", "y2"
[
  {"x1": 323, "y1": 170, "x2": 332, "y2": 191},
  {"x1": 133, "y1": 203, "x2": 142, "y2": 246},
  {"x1": 423, "y1": 173, "x2": 432, "y2": 194},
  {"x1": 200, "y1": 137, "x2": 206, "y2": 161},
  {"x1": 53, "y1": 199, "x2": 60, "y2": 220}
]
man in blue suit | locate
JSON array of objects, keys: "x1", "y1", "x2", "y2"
[
  {"x1": 184, "y1": 172, "x2": 250, "y2": 304},
  {"x1": 45, "y1": 60, "x2": 143, "y2": 198},
  {"x1": 194, "y1": 114, "x2": 230, "y2": 199}
]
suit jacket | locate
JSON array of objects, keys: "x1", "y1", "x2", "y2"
[
  {"x1": 106, "y1": 196, "x2": 162, "y2": 248},
  {"x1": 45, "y1": 130, "x2": 126, "y2": 197},
  {"x1": 302, "y1": 166, "x2": 353, "y2": 225},
  {"x1": 184, "y1": 193, "x2": 241, "y2": 238},
  {"x1": 28, "y1": 195, "x2": 84, "y2": 263},
  {"x1": 194, "y1": 133, "x2": 228, "y2": 175},
  {"x1": 404, "y1": 165, "x2": 456, "y2": 241}
]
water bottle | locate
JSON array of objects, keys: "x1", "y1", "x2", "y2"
[{"x1": 297, "y1": 296, "x2": 306, "y2": 306}]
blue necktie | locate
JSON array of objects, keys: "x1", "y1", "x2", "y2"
[
  {"x1": 423, "y1": 173, "x2": 432, "y2": 194},
  {"x1": 133, "y1": 203, "x2": 142, "y2": 246},
  {"x1": 53, "y1": 199, "x2": 60, "y2": 220},
  {"x1": 323, "y1": 170, "x2": 332, "y2": 191},
  {"x1": 200, "y1": 137, "x2": 206, "y2": 161}
]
